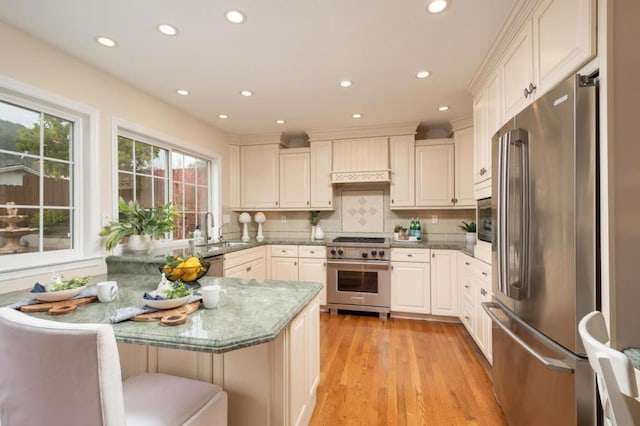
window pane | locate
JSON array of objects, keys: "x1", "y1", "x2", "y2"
[
  {"x1": 0, "y1": 101, "x2": 40, "y2": 156},
  {"x1": 118, "y1": 136, "x2": 134, "y2": 172},
  {"x1": 0, "y1": 207, "x2": 39, "y2": 255},
  {"x1": 173, "y1": 216, "x2": 185, "y2": 240},
  {"x1": 0, "y1": 152, "x2": 39, "y2": 206},
  {"x1": 173, "y1": 182, "x2": 183, "y2": 209},
  {"x1": 196, "y1": 159, "x2": 208, "y2": 185},
  {"x1": 118, "y1": 172, "x2": 134, "y2": 202},
  {"x1": 135, "y1": 141, "x2": 153, "y2": 175},
  {"x1": 197, "y1": 186, "x2": 208, "y2": 212},
  {"x1": 153, "y1": 177, "x2": 167, "y2": 206},
  {"x1": 172, "y1": 152, "x2": 184, "y2": 182},
  {"x1": 183, "y1": 212, "x2": 196, "y2": 239},
  {"x1": 183, "y1": 154, "x2": 196, "y2": 184},
  {"x1": 40, "y1": 208, "x2": 71, "y2": 252},
  {"x1": 152, "y1": 147, "x2": 168, "y2": 178},
  {"x1": 43, "y1": 160, "x2": 71, "y2": 207},
  {"x1": 43, "y1": 114, "x2": 71, "y2": 161},
  {"x1": 136, "y1": 175, "x2": 153, "y2": 208},
  {"x1": 184, "y1": 183, "x2": 196, "y2": 211}
]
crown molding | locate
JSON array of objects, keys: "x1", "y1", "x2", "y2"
[
  {"x1": 227, "y1": 132, "x2": 287, "y2": 146},
  {"x1": 450, "y1": 115, "x2": 473, "y2": 131},
  {"x1": 307, "y1": 122, "x2": 419, "y2": 142},
  {"x1": 467, "y1": 0, "x2": 543, "y2": 96}
]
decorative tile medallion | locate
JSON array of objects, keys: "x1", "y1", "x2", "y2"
[{"x1": 341, "y1": 190, "x2": 384, "y2": 232}]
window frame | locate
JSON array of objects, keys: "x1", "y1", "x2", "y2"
[
  {"x1": 112, "y1": 118, "x2": 221, "y2": 250},
  {"x1": 0, "y1": 75, "x2": 101, "y2": 277}
]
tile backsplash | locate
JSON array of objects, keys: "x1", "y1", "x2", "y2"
[{"x1": 222, "y1": 184, "x2": 475, "y2": 242}]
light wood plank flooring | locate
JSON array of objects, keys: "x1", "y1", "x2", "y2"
[{"x1": 309, "y1": 312, "x2": 507, "y2": 425}]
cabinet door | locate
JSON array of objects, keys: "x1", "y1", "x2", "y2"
[
  {"x1": 503, "y1": 21, "x2": 534, "y2": 119},
  {"x1": 389, "y1": 135, "x2": 415, "y2": 208},
  {"x1": 241, "y1": 144, "x2": 279, "y2": 208},
  {"x1": 288, "y1": 312, "x2": 307, "y2": 426},
  {"x1": 279, "y1": 149, "x2": 310, "y2": 209},
  {"x1": 430, "y1": 250, "x2": 458, "y2": 316},
  {"x1": 229, "y1": 145, "x2": 241, "y2": 209},
  {"x1": 390, "y1": 261, "x2": 431, "y2": 314},
  {"x1": 533, "y1": 0, "x2": 595, "y2": 95},
  {"x1": 247, "y1": 258, "x2": 267, "y2": 281},
  {"x1": 224, "y1": 263, "x2": 248, "y2": 278},
  {"x1": 270, "y1": 257, "x2": 298, "y2": 281},
  {"x1": 475, "y1": 281, "x2": 492, "y2": 364},
  {"x1": 454, "y1": 127, "x2": 474, "y2": 207},
  {"x1": 473, "y1": 90, "x2": 488, "y2": 185},
  {"x1": 298, "y1": 257, "x2": 327, "y2": 305},
  {"x1": 415, "y1": 141, "x2": 455, "y2": 207},
  {"x1": 310, "y1": 141, "x2": 333, "y2": 209}
]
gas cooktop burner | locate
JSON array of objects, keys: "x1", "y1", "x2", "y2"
[{"x1": 332, "y1": 237, "x2": 386, "y2": 244}]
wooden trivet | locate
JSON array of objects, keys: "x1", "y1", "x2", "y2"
[
  {"x1": 20, "y1": 296, "x2": 99, "y2": 315},
  {"x1": 132, "y1": 301, "x2": 201, "y2": 326}
]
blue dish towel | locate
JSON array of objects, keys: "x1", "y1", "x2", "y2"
[
  {"x1": 9, "y1": 284, "x2": 98, "y2": 310},
  {"x1": 109, "y1": 295, "x2": 202, "y2": 323}
]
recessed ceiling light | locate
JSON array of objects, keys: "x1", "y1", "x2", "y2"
[
  {"x1": 427, "y1": 0, "x2": 448, "y2": 14},
  {"x1": 177, "y1": 89, "x2": 190, "y2": 96},
  {"x1": 352, "y1": 113, "x2": 363, "y2": 119},
  {"x1": 438, "y1": 105, "x2": 449, "y2": 111},
  {"x1": 340, "y1": 80, "x2": 352, "y2": 88},
  {"x1": 158, "y1": 24, "x2": 178, "y2": 36},
  {"x1": 225, "y1": 10, "x2": 246, "y2": 24},
  {"x1": 218, "y1": 114, "x2": 229, "y2": 119},
  {"x1": 240, "y1": 90, "x2": 253, "y2": 97},
  {"x1": 416, "y1": 71, "x2": 431, "y2": 79},
  {"x1": 96, "y1": 36, "x2": 117, "y2": 47},
  {"x1": 275, "y1": 119, "x2": 285, "y2": 124}
]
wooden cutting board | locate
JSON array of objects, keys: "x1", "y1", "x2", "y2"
[
  {"x1": 20, "y1": 296, "x2": 98, "y2": 315},
  {"x1": 133, "y1": 301, "x2": 201, "y2": 326}
]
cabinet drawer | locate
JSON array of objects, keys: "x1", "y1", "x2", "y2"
[
  {"x1": 298, "y1": 246, "x2": 325, "y2": 259},
  {"x1": 223, "y1": 246, "x2": 266, "y2": 270},
  {"x1": 461, "y1": 273, "x2": 474, "y2": 304},
  {"x1": 270, "y1": 245, "x2": 299, "y2": 257},
  {"x1": 390, "y1": 248, "x2": 430, "y2": 262},
  {"x1": 458, "y1": 253, "x2": 474, "y2": 275},
  {"x1": 472, "y1": 259, "x2": 491, "y2": 282},
  {"x1": 461, "y1": 299, "x2": 475, "y2": 334}
]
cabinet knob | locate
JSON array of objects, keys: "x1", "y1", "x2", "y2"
[
  {"x1": 329, "y1": 200, "x2": 331, "y2": 205},
  {"x1": 294, "y1": 261, "x2": 297, "y2": 266},
  {"x1": 452, "y1": 198, "x2": 458, "y2": 204},
  {"x1": 482, "y1": 272, "x2": 488, "y2": 277},
  {"x1": 275, "y1": 201, "x2": 279, "y2": 206},
  {"x1": 432, "y1": 253, "x2": 435, "y2": 258},
  {"x1": 407, "y1": 254, "x2": 413, "y2": 257},
  {"x1": 247, "y1": 266, "x2": 252, "y2": 272},
  {"x1": 524, "y1": 87, "x2": 530, "y2": 98},
  {"x1": 306, "y1": 201, "x2": 309, "y2": 205},
  {"x1": 465, "y1": 262, "x2": 471, "y2": 266},
  {"x1": 464, "y1": 285, "x2": 470, "y2": 289},
  {"x1": 391, "y1": 199, "x2": 394, "y2": 204}
]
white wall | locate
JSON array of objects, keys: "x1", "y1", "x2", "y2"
[{"x1": 0, "y1": 21, "x2": 231, "y2": 291}]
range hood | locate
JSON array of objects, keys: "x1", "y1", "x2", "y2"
[
  {"x1": 331, "y1": 137, "x2": 390, "y2": 184},
  {"x1": 331, "y1": 170, "x2": 390, "y2": 183}
]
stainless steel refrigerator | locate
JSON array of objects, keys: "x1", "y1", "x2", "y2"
[{"x1": 482, "y1": 73, "x2": 599, "y2": 425}]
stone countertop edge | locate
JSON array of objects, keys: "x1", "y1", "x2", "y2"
[
  {"x1": 0, "y1": 274, "x2": 322, "y2": 354},
  {"x1": 623, "y1": 347, "x2": 640, "y2": 370}
]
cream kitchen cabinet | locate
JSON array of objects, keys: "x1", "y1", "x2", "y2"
[
  {"x1": 240, "y1": 144, "x2": 280, "y2": 209},
  {"x1": 331, "y1": 137, "x2": 390, "y2": 183},
  {"x1": 430, "y1": 250, "x2": 458, "y2": 317},
  {"x1": 415, "y1": 139, "x2": 455, "y2": 207},
  {"x1": 270, "y1": 245, "x2": 300, "y2": 281},
  {"x1": 298, "y1": 246, "x2": 327, "y2": 306},
  {"x1": 279, "y1": 148, "x2": 311, "y2": 209},
  {"x1": 473, "y1": 72, "x2": 501, "y2": 199},
  {"x1": 502, "y1": 21, "x2": 535, "y2": 120},
  {"x1": 390, "y1": 248, "x2": 431, "y2": 314},
  {"x1": 389, "y1": 135, "x2": 415, "y2": 208},
  {"x1": 309, "y1": 140, "x2": 333, "y2": 209},
  {"x1": 453, "y1": 126, "x2": 475, "y2": 207},
  {"x1": 224, "y1": 246, "x2": 267, "y2": 280},
  {"x1": 229, "y1": 145, "x2": 241, "y2": 210}
]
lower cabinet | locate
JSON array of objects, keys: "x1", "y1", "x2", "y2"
[
  {"x1": 390, "y1": 248, "x2": 431, "y2": 314},
  {"x1": 430, "y1": 250, "x2": 458, "y2": 316},
  {"x1": 270, "y1": 245, "x2": 327, "y2": 305},
  {"x1": 224, "y1": 246, "x2": 267, "y2": 279},
  {"x1": 457, "y1": 252, "x2": 492, "y2": 363}
]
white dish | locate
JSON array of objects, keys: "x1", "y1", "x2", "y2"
[
  {"x1": 143, "y1": 293, "x2": 192, "y2": 310},
  {"x1": 31, "y1": 285, "x2": 87, "y2": 302}
]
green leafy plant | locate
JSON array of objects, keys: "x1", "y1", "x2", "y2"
[
  {"x1": 394, "y1": 225, "x2": 405, "y2": 232},
  {"x1": 162, "y1": 281, "x2": 193, "y2": 299},
  {"x1": 99, "y1": 197, "x2": 179, "y2": 250},
  {"x1": 309, "y1": 211, "x2": 320, "y2": 226},
  {"x1": 458, "y1": 221, "x2": 477, "y2": 233},
  {"x1": 50, "y1": 276, "x2": 90, "y2": 291}
]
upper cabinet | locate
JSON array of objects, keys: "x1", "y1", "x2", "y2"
[
  {"x1": 473, "y1": 73, "x2": 501, "y2": 199},
  {"x1": 309, "y1": 141, "x2": 333, "y2": 209},
  {"x1": 415, "y1": 139, "x2": 455, "y2": 207},
  {"x1": 240, "y1": 144, "x2": 280, "y2": 209},
  {"x1": 502, "y1": 21, "x2": 535, "y2": 120},
  {"x1": 229, "y1": 145, "x2": 241, "y2": 210},
  {"x1": 389, "y1": 135, "x2": 415, "y2": 208},
  {"x1": 279, "y1": 148, "x2": 311, "y2": 209},
  {"x1": 453, "y1": 126, "x2": 475, "y2": 208}
]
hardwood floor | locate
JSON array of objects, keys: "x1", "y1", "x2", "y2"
[{"x1": 309, "y1": 312, "x2": 507, "y2": 426}]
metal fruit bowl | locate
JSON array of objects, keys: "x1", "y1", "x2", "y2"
[{"x1": 159, "y1": 260, "x2": 210, "y2": 283}]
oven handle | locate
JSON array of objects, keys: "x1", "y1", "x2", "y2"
[{"x1": 326, "y1": 260, "x2": 390, "y2": 269}]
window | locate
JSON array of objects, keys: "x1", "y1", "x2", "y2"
[
  {"x1": 0, "y1": 100, "x2": 74, "y2": 257},
  {"x1": 117, "y1": 132, "x2": 214, "y2": 241}
]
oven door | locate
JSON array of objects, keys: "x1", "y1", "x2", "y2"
[{"x1": 326, "y1": 260, "x2": 390, "y2": 308}]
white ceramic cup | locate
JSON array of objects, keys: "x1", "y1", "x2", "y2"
[
  {"x1": 96, "y1": 281, "x2": 118, "y2": 303},
  {"x1": 201, "y1": 285, "x2": 227, "y2": 309}
]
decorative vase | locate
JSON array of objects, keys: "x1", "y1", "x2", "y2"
[
  {"x1": 393, "y1": 232, "x2": 399, "y2": 241},
  {"x1": 254, "y1": 212, "x2": 266, "y2": 242},
  {"x1": 310, "y1": 226, "x2": 316, "y2": 241},
  {"x1": 239, "y1": 212, "x2": 252, "y2": 242},
  {"x1": 465, "y1": 232, "x2": 476, "y2": 245},
  {"x1": 128, "y1": 234, "x2": 152, "y2": 254},
  {"x1": 314, "y1": 225, "x2": 324, "y2": 240}
]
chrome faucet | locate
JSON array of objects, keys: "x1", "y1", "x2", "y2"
[
  {"x1": 217, "y1": 224, "x2": 225, "y2": 242},
  {"x1": 202, "y1": 212, "x2": 214, "y2": 244}
]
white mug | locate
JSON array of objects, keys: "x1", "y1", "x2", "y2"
[
  {"x1": 96, "y1": 281, "x2": 118, "y2": 303},
  {"x1": 201, "y1": 285, "x2": 227, "y2": 309}
]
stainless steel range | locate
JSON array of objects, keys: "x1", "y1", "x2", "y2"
[{"x1": 326, "y1": 237, "x2": 390, "y2": 319}]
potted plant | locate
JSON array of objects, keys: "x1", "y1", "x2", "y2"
[
  {"x1": 99, "y1": 197, "x2": 179, "y2": 253},
  {"x1": 459, "y1": 221, "x2": 477, "y2": 245}
]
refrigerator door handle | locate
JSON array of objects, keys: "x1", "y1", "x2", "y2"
[{"x1": 482, "y1": 301, "x2": 576, "y2": 373}]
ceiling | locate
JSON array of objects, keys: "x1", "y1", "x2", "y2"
[{"x1": 0, "y1": 0, "x2": 517, "y2": 136}]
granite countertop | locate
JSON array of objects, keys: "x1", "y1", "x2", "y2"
[
  {"x1": 623, "y1": 347, "x2": 640, "y2": 370},
  {"x1": 0, "y1": 274, "x2": 322, "y2": 354}
]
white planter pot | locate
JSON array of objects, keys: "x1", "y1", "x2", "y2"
[
  {"x1": 128, "y1": 234, "x2": 152, "y2": 254},
  {"x1": 465, "y1": 232, "x2": 476, "y2": 246},
  {"x1": 314, "y1": 225, "x2": 324, "y2": 240}
]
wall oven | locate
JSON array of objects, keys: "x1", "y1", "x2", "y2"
[{"x1": 326, "y1": 237, "x2": 390, "y2": 319}]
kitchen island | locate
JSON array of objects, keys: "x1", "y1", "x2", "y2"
[{"x1": 0, "y1": 274, "x2": 322, "y2": 426}]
